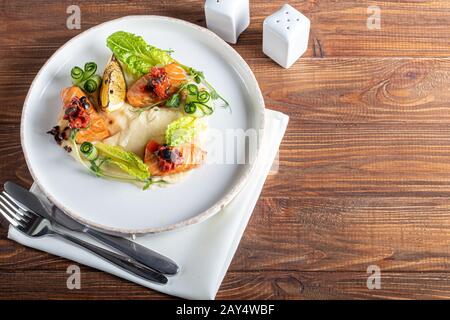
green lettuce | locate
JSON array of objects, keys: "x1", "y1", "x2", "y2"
[
  {"x1": 106, "y1": 31, "x2": 174, "y2": 77},
  {"x1": 95, "y1": 143, "x2": 150, "y2": 180},
  {"x1": 165, "y1": 116, "x2": 206, "y2": 146}
]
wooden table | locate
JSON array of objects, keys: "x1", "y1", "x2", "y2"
[{"x1": 1, "y1": 0, "x2": 450, "y2": 300}]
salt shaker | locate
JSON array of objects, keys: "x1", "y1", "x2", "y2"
[
  {"x1": 263, "y1": 4, "x2": 310, "y2": 68},
  {"x1": 204, "y1": 0, "x2": 250, "y2": 44}
]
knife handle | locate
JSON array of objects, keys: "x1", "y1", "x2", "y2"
[
  {"x1": 55, "y1": 230, "x2": 168, "y2": 284},
  {"x1": 85, "y1": 228, "x2": 179, "y2": 275}
]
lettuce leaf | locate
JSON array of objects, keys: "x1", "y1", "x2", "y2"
[
  {"x1": 95, "y1": 143, "x2": 150, "y2": 180},
  {"x1": 165, "y1": 116, "x2": 206, "y2": 146},
  {"x1": 106, "y1": 31, "x2": 174, "y2": 77}
]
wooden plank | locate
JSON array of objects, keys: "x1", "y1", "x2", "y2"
[
  {"x1": 3, "y1": 195, "x2": 450, "y2": 274},
  {"x1": 218, "y1": 271, "x2": 450, "y2": 300},
  {"x1": 257, "y1": 58, "x2": 450, "y2": 124},
  {"x1": 1, "y1": 269, "x2": 450, "y2": 300},
  {"x1": 235, "y1": 197, "x2": 450, "y2": 272},
  {"x1": 1, "y1": 0, "x2": 450, "y2": 62}
]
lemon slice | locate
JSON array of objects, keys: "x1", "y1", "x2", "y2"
[{"x1": 100, "y1": 56, "x2": 126, "y2": 112}]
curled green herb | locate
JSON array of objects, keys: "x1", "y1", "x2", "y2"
[
  {"x1": 184, "y1": 101, "x2": 213, "y2": 116},
  {"x1": 70, "y1": 62, "x2": 101, "y2": 93},
  {"x1": 183, "y1": 84, "x2": 214, "y2": 116},
  {"x1": 197, "y1": 91, "x2": 210, "y2": 103},
  {"x1": 83, "y1": 62, "x2": 97, "y2": 79},
  {"x1": 82, "y1": 75, "x2": 101, "y2": 94},
  {"x1": 80, "y1": 142, "x2": 98, "y2": 161},
  {"x1": 178, "y1": 64, "x2": 230, "y2": 111},
  {"x1": 187, "y1": 84, "x2": 198, "y2": 95},
  {"x1": 184, "y1": 102, "x2": 196, "y2": 114},
  {"x1": 70, "y1": 129, "x2": 101, "y2": 175},
  {"x1": 70, "y1": 66, "x2": 84, "y2": 82}
]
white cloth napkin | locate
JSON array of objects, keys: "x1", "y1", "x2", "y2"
[{"x1": 8, "y1": 109, "x2": 288, "y2": 300}]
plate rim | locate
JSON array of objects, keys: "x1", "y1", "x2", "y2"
[{"x1": 21, "y1": 15, "x2": 265, "y2": 235}]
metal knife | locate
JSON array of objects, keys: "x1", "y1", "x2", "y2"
[{"x1": 4, "y1": 181, "x2": 179, "y2": 275}]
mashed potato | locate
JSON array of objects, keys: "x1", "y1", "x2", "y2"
[{"x1": 104, "y1": 104, "x2": 183, "y2": 159}]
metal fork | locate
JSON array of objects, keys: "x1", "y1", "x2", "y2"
[{"x1": 0, "y1": 191, "x2": 168, "y2": 284}]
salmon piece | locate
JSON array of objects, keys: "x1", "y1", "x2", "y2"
[
  {"x1": 61, "y1": 86, "x2": 110, "y2": 143},
  {"x1": 164, "y1": 62, "x2": 187, "y2": 85},
  {"x1": 75, "y1": 116, "x2": 110, "y2": 144},
  {"x1": 61, "y1": 86, "x2": 92, "y2": 108},
  {"x1": 126, "y1": 63, "x2": 187, "y2": 108},
  {"x1": 144, "y1": 140, "x2": 205, "y2": 176}
]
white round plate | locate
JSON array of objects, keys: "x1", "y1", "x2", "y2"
[{"x1": 21, "y1": 16, "x2": 265, "y2": 234}]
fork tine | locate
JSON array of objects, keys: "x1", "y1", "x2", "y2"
[
  {"x1": 0, "y1": 201, "x2": 22, "y2": 228},
  {"x1": 0, "y1": 194, "x2": 29, "y2": 223},
  {"x1": 2, "y1": 192, "x2": 33, "y2": 217},
  {"x1": 1, "y1": 191, "x2": 32, "y2": 218}
]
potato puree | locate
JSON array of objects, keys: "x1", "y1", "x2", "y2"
[{"x1": 104, "y1": 104, "x2": 183, "y2": 159}]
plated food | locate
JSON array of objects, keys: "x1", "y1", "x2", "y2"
[
  {"x1": 47, "y1": 31, "x2": 229, "y2": 189},
  {"x1": 22, "y1": 16, "x2": 264, "y2": 233}
]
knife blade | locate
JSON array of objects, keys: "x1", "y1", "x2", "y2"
[{"x1": 4, "y1": 181, "x2": 179, "y2": 275}]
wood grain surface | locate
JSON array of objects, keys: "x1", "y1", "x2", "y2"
[{"x1": 1, "y1": 0, "x2": 450, "y2": 299}]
